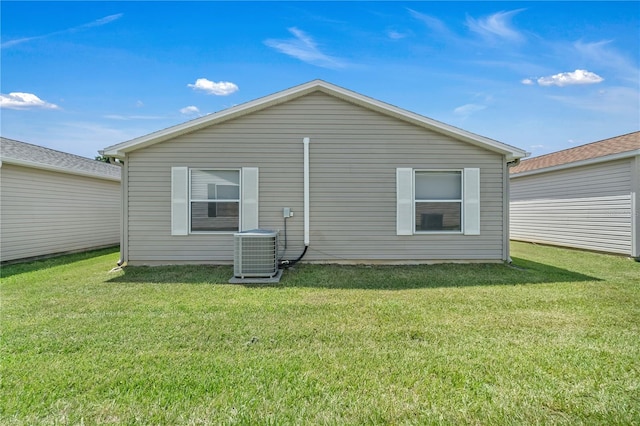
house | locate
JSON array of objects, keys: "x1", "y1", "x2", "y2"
[
  {"x1": 510, "y1": 131, "x2": 640, "y2": 258},
  {"x1": 101, "y1": 80, "x2": 527, "y2": 266},
  {"x1": 0, "y1": 138, "x2": 121, "y2": 263}
]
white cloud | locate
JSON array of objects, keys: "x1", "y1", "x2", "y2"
[
  {"x1": 1, "y1": 13, "x2": 123, "y2": 48},
  {"x1": 103, "y1": 114, "x2": 164, "y2": 120},
  {"x1": 180, "y1": 105, "x2": 200, "y2": 115},
  {"x1": 387, "y1": 30, "x2": 408, "y2": 40},
  {"x1": 264, "y1": 27, "x2": 346, "y2": 69},
  {"x1": 83, "y1": 13, "x2": 123, "y2": 29},
  {"x1": 188, "y1": 78, "x2": 238, "y2": 96},
  {"x1": 573, "y1": 40, "x2": 638, "y2": 82},
  {"x1": 0, "y1": 92, "x2": 59, "y2": 110},
  {"x1": 547, "y1": 86, "x2": 638, "y2": 114},
  {"x1": 521, "y1": 78, "x2": 535, "y2": 85},
  {"x1": 454, "y1": 103, "x2": 487, "y2": 117},
  {"x1": 408, "y1": 9, "x2": 451, "y2": 35},
  {"x1": 466, "y1": 9, "x2": 525, "y2": 43},
  {"x1": 536, "y1": 69, "x2": 604, "y2": 87}
]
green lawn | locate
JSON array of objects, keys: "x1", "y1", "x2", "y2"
[{"x1": 1, "y1": 242, "x2": 638, "y2": 424}]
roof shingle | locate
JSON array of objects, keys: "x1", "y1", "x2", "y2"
[
  {"x1": 510, "y1": 131, "x2": 640, "y2": 175},
  {"x1": 1, "y1": 137, "x2": 121, "y2": 180}
]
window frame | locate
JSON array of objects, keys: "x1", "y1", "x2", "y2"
[
  {"x1": 413, "y1": 169, "x2": 464, "y2": 234},
  {"x1": 189, "y1": 168, "x2": 241, "y2": 234}
]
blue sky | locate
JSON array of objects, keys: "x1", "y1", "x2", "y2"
[{"x1": 1, "y1": 1, "x2": 638, "y2": 159}]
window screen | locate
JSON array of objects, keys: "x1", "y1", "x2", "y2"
[{"x1": 190, "y1": 170, "x2": 240, "y2": 232}]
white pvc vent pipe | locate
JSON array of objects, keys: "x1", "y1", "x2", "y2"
[{"x1": 303, "y1": 137, "x2": 310, "y2": 246}]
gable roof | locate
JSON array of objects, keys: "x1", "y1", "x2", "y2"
[
  {"x1": 510, "y1": 131, "x2": 640, "y2": 177},
  {"x1": 101, "y1": 80, "x2": 528, "y2": 161},
  {"x1": 1, "y1": 137, "x2": 121, "y2": 181}
]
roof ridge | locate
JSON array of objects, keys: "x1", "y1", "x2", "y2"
[
  {"x1": 510, "y1": 131, "x2": 640, "y2": 175},
  {"x1": 1, "y1": 137, "x2": 121, "y2": 180},
  {"x1": 1, "y1": 136, "x2": 100, "y2": 162},
  {"x1": 103, "y1": 79, "x2": 527, "y2": 160},
  {"x1": 523, "y1": 130, "x2": 640, "y2": 161}
]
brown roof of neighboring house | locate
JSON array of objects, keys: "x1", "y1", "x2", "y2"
[{"x1": 510, "y1": 131, "x2": 640, "y2": 175}]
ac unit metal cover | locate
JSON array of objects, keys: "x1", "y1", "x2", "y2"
[{"x1": 233, "y1": 229, "x2": 279, "y2": 279}]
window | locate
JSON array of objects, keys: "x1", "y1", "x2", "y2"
[
  {"x1": 415, "y1": 171, "x2": 461, "y2": 232},
  {"x1": 171, "y1": 167, "x2": 259, "y2": 235},
  {"x1": 396, "y1": 168, "x2": 480, "y2": 236},
  {"x1": 190, "y1": 170, "x2": 240, "y2": 232},
  {"x1": 206, "y1": 182, "x2": 240, "y2": 218}
]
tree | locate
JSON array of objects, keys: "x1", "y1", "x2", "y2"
[{"x1": 95, "y1": 155, "x2": 122, "y2": 164}]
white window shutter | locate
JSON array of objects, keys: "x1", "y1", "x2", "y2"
[
  {"x1": 171, "y1": 167, "x2": 189, "y2": 235},
  {"x1": 463, "y1": 168, "x2": 480, "y2": 235},
  {"x1": 396, "y1": 168, "x2": 414, "y2": 236},
  {"x1": 241, "y1": 167, "x2": 259, "y2": 231}
]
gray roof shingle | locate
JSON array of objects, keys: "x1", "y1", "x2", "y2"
[{"x1": 1, "y1": 137, "x2": 121, "y2": 180}]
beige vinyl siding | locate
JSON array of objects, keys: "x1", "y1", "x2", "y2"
[
  {"x1": 125, "y1": 92, "x2": 506, "y2": 265},
  {"x1": 510, "y1": 158, "x2": 635, "y2": 256},
  {"x1": 1, "y1": 164, "x2": 120, "y2": 262}
]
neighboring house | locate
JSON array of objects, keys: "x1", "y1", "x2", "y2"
[
  {"x1": 0, "y1": 138, "x2": 121, "y2": 263},
  {"x1": 510, "y1": 131, "x2": 640, "y2": 258},
  {"x1": 101, "y1": 80, "x2": 527, "y2": 266}
]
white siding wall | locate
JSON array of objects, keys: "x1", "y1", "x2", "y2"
[
  {"x1": 0, "y1": 164, "x2": 120, "y2": 262},
  {"x1": 124, "y1": 92, "x2": 507, "y2": 265},
  {"x1": 510, "y1": 158, "x2": 635, "y2": 256}
]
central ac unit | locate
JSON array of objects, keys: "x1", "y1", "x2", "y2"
[{"x1": 232, "y1": 229, "x2": 280, "y2": 281}]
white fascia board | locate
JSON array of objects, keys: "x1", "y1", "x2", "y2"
[
  {"x1": 510, "y1": 149, "x2": 640, "y2": 179},
  {"x1": 102, "y1": 79, "x2": 528, "y2": 160},
  {"x1": 0, "y1": 157, "x2": 121, "y2": 181}
]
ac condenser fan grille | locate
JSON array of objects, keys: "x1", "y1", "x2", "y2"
[{"x1": 233, "y1": 230, "x2": 279, "y2": 279}]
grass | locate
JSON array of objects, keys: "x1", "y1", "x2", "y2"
[{"x1": 1, "y1": 242, "x2": 638, "y2": 424}]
